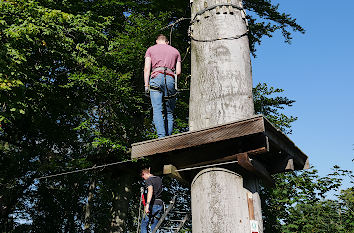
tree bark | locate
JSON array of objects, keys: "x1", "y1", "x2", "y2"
[
  {"x1": 109, "y1": 175, "x2": 133, "y2": 233},
  {"x1": 192, "y1": 168, "x2": 251, "y2": 232},
  {"x1": 189, "y1": 1, "x2": 262, "y2": 232},
  {"x1": 84, "y1": 179, "x2": 96, "y2": 231},
  {"x1": 189, "y1": 0, "x2": 254, "y2": 131}
]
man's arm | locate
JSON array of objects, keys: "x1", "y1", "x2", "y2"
[
  {"x1": 175, "y1": 61, "x2": 181, "y2": 76},
  {"x1": 145, "y1": 185, "x2": 153, "y2": 213},
  {"x1": 144, "y1": 57, "x2": 152, "y2": 87}
]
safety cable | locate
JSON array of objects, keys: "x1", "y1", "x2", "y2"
[
  {"x1": 36, "y1": 158, "x2": 137, "y2": 180},
  {"x1": 190, "y1": 32, "x2": 248, "y2": 42},
  {"x1": 176, "y1": 160, "x2": 239, "y2": 172},
  {"x1": 160, "y1": 17, "x2": 191, "y2": 31},
  {"x1": 161, "y1": 17, "x2": 191, "y2": 45},
  {"x1": 181, "y1": 46, "x2": 190, "y2": 63}
]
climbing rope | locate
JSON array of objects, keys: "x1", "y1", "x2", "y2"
[
  {"x1": 190, "y1": 32, "x2": 248, "y2": 42},
  {"x1": 136, "y1": 187, "x2": 144, "y2": 233}
]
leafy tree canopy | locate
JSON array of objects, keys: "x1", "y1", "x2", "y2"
[{"x1": 1, "y1": 1, "x2": 333, "y2": 232}]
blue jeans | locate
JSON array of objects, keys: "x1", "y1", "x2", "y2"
[
  {"x1": 149, "y1": 73, "x2": 176, "y2": 138},
  {"x1": 140, "y1": 204, "x2": 163, "y2": 233}
]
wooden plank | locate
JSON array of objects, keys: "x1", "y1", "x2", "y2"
[
  {"x1": 266, "y1": 133, "x2": 303, "y2": 168},
  {"x1": 247, "y1": 192, "x2": 255, "y2": 220},
  {"x1": 132, "y1": 115, "x2": 265, "y2": 158},
  {"x1": 237, "y1": 153, "x2": 274, "y2": 187},
  {"x1": 264, "y1": 119, "x2": 309, "y2": 170},
  {"x1": 268, "y1": 157, "x2": 295, "y2": 174},
  {"x1": 163, "y1": 165, "x2": 186, "y2": 183},
  {"x1": 304, "y1": 158, "x2": 310, "y2": 170},
  {"x1": 129, "y1": 115, "x2": 309, "y2": 178}
]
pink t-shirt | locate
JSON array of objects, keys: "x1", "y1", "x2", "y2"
[{"x1": 145, "y1": 44, "x2": 181, "y2": 77}]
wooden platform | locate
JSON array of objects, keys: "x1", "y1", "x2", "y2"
[{"x1": 131, "y1": 115, "x2": 309, "y2": 184}]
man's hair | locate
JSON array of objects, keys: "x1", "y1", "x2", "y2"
[
  {"x1": 141, "y1": 167, "x2": 151, "y2": 176},
  {"x1": 156, "y1": 34, "x2": 168, "y2": 42}
]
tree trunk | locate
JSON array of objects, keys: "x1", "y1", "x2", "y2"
[
  {"x1": 189, "y1": 1, "x2": 262, "y2": 232},
  {"x1": 109, "y1": 174, "x2": 133, "y2": 233},
  {"x1": 189, "y1": 0, "x2": 254, "y2": 131},
  {"x1": 84, "y1": 179, "x2": 96, "y2": 231},
  {"x1": 192, "y1": 168, "x2": 251, "y2": 232}
]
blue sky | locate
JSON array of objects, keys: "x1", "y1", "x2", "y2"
[{"x1": 251, "y1": 0, "x2": 354, "y2": 190}]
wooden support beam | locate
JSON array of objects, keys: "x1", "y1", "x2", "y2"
[
  {"x1": 268, "y1": 156, "x2": 295, "y2": 174},
  {"x1": 285, "y1": 158, "x2": 295, "y2": 170},
  {"x1": 163, "y1": 165, "x2": 186, "y2": 183},
  {"x1": 304, "y1": 158, "x2": 310, "y2": 170},
  {"x1": 237, "y1": 153, "x2": 274, "y2": 187},
  {"x1": 177, "y1": 147, "x2": 267, "y2": 171},
  {"x1": 264, "y1": 119, "x2": 309, "y2": 170}
]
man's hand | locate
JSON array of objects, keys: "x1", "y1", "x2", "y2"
[
  {"x1": 144, "y1": 203, "x2": 150, "y2": 214},
  {"x1": 144, "y1": 86, "x2": 149, "y2": 97}
]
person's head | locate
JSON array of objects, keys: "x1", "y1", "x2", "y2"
[
  {"x1": 141, "y1": 167, "x2": 151, "y2": 180},
  {"x1": 156, "y1": 34, "x2": 169, "y2": 45}
]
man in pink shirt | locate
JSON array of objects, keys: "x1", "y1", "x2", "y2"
[{"x1": 144, "y1": 34, "x2": 181, "y2": 138}]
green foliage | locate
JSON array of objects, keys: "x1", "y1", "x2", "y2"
[
  {"x1": 0, "y1": 0, "x2": 317, "y2": 232},
  {"x1": 253, "y1": 83, "x2": 297, "y2": 133},
  {"x1": 0, "y1": 0, "x2": 169, "y2": 231},
  {"x1": 262, "y1": 166, "x2": 354, "y2": 233},
  {"x1": 245, "y1": 0, "x2": 305, "y2": 55}
]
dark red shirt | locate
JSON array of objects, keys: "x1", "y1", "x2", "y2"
[{"x1": 145, "y1": 44, "x2": 181, "y2": 77}]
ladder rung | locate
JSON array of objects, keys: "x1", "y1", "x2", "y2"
[
  {"x1": 160, "y1": 227, "x2": 179, "y2": 230},
  {"x1": 175, "y1": 214, "x2": 189, "y2": 232},
  {"x1": 170, "y1": 211, "x2": 187, "y2": 214}
]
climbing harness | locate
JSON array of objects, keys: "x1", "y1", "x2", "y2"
[{"x1": 149, "y1": 67, "x2": 178, "y2": 100}]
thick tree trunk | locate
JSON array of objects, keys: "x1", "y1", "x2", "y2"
[
  {"x1": 192, "y1": 168, "x2": 250, "y2": 232},
  {"x1": 189, "y1": 0, "x2": 254, "y2": 131},
  {"x1": 84, "y1": 179, "x2": 96, "y2": 231},
  {"x1": 109, "y1": 175, "x2": 133, "y2": 233},
  {"x1": 189, "y1": 1, "x2": 262, "y2": 232}
]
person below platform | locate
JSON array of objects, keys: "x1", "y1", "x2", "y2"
[{"x1": 140, "y1": 168, "x2": 164, "y2": 233}]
